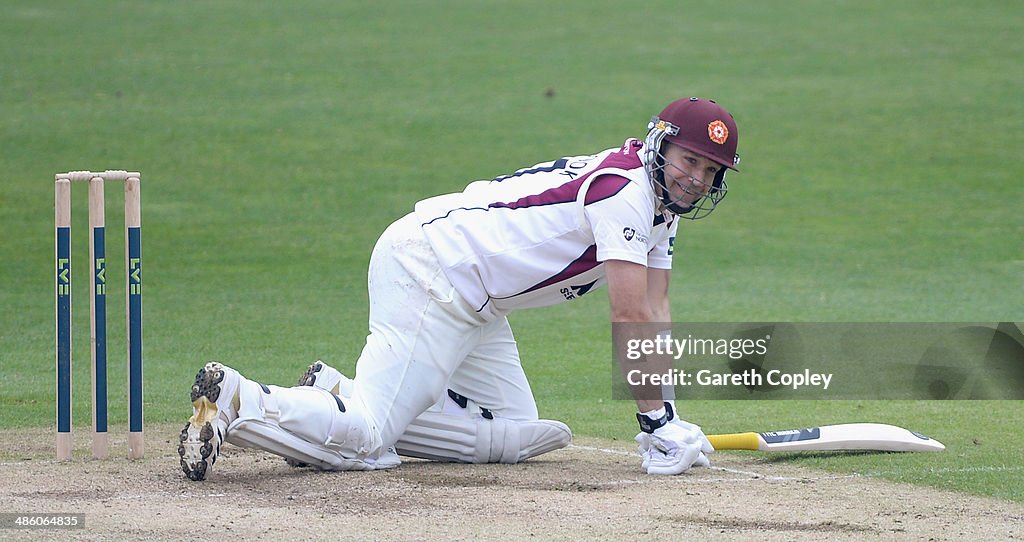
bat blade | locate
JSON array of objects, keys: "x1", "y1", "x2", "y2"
[{"x1": 707, "y1": 423, "x2": 945, "y2": 452}]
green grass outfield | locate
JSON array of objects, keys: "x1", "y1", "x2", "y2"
[{"x1": 2, "y1": 1, "x2": 1021, "y2": 502}]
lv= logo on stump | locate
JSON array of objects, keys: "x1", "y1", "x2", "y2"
[{"x1": 54, "y1": 170, "x2": 144, "y2": 461}]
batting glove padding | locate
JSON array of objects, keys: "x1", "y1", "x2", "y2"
[{"x1": 635, "y1": 404, "x2": 713, "y2": 475}]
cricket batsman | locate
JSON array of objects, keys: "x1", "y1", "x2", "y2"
[{"x1": 180, "y1": 97, "x2": 740, "y2": 480}]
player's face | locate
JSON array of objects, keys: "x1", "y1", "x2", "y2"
[{"x1": 660, "y1": 143, "x2": 722, "y2": 205}]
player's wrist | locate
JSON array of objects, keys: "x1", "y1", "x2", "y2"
[{"x1": 636, "y1": 402, "x2": 675, "y2": 433}]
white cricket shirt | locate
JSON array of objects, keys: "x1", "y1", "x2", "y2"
[{"x1": 415, "y1": 138, "x2": 678, "y2": 319}]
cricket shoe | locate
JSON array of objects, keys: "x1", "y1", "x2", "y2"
[
  {"x1": 286, "y1": 360, "x2": 370, "y2": 469},
  {"x1": 366, "y1": 446, "x2": 401, "y2": 469},
  {"x1": 284, "y1": 445, "x2": 401, "y2": 470},
  {"x1": 296, "y1": 360, "x2": 353, "y2": 397},
  {"x1": 179, "y1": 362, "x2": 243, "y2": 481}
]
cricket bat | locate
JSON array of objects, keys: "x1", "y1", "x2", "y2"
[{"x1": 707, "y1": 423, "x2": 945, "y2": 452}]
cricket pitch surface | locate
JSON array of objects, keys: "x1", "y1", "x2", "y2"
[{"x1": 1, "y1": 425, "x2": 1021, "y2": 541}]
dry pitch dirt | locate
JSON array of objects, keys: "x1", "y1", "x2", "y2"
[{"x1": 1, "y1": 425, "x2": 1021, "y2": 541}]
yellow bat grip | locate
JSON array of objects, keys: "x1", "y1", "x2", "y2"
[{"x1": 707, "y1": 432, "x2": 762, "y2": 451}]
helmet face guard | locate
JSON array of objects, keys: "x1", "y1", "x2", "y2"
[{"x1": 641, "y1": 98, "x2": 740, "y2": 220}]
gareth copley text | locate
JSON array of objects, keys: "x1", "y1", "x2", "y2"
[{"x1": 627, "y1": 369, "x2": 833, "y2": 391}]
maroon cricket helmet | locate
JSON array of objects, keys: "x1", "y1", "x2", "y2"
[{"x1": 654, "y1": 97, "x2": 739, "y2": 171}]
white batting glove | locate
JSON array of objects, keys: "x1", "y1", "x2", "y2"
[{"x1": 635, "y1": 403, "x2": 713, "y2": 475}]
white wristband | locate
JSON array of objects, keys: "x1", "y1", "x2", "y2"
[{"x1": 641, "y1": 406, "x2": 667, "y2": 419}]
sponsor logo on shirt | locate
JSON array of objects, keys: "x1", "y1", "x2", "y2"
[
  {"x1": 623, "y1": 227, "x2": 648, "y2": 244},
  {"x1": 560, "y1": 280, "x2": 598, "y2": 301}
]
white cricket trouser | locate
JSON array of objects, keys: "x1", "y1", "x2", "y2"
[{"x1": 352, "y1": 213, "x2": 538, "y2": 451}]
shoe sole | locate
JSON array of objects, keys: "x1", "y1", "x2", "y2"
[
  {"x1": 179, "y1": 363, "x2": 227, "y2": 481},
  {"x1": 297, "y1": 361, "x2": 323, "y2": 387}
]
